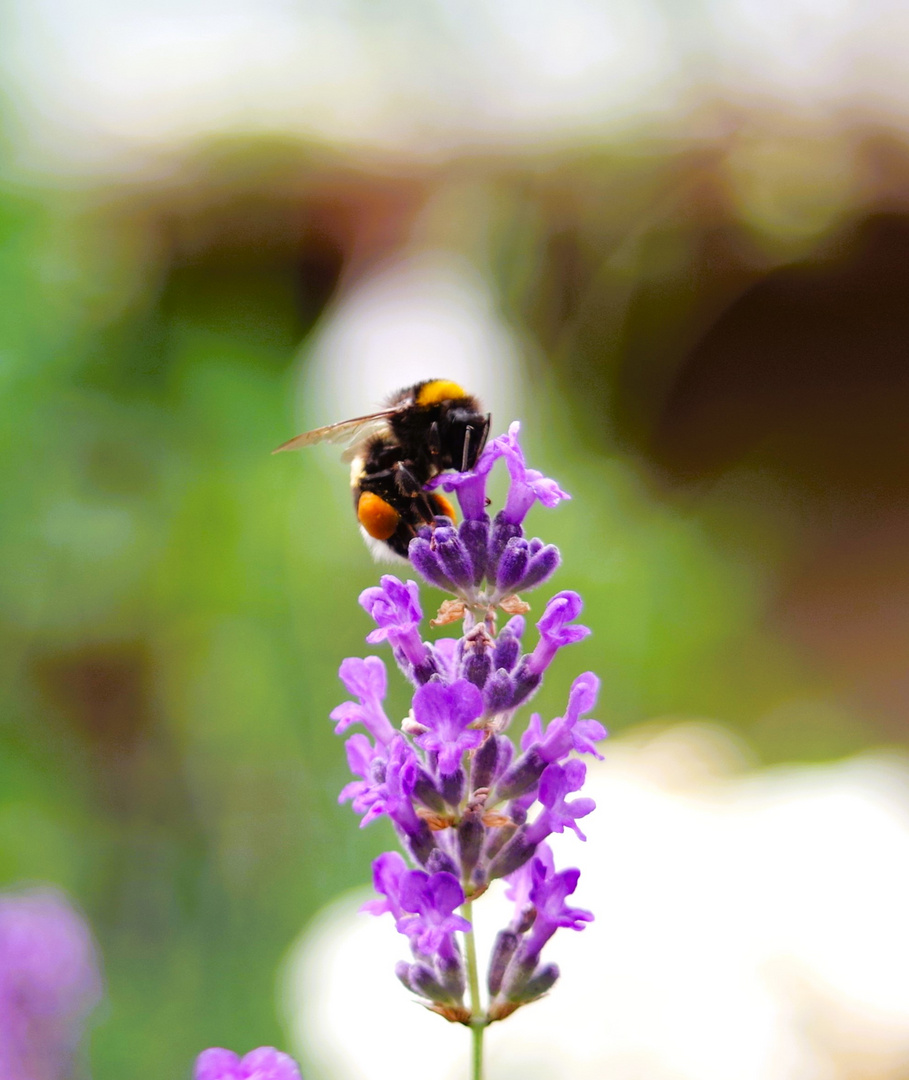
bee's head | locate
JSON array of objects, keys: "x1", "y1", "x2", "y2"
[{"x1": 444, "y1": 406, "x2": 490, "y2": 472}]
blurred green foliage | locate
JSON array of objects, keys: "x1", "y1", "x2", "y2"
[{"x1": 0, "y1": 146, "x2": 883, "y2": 1077}]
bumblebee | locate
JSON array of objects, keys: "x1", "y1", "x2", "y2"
[{"x1": 274, "y1": 379, "x2": 490, "y2": 560}]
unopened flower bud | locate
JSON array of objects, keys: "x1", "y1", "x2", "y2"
[
  {"x1": 470, "y1": 733, "x2": 502, "y2": 792},
  {"x1": 504, "y1": 960, "x2": 560, "y2": 1003},
  {"x1": 409, "y1": 962, "x2": 456, "y2": 1004},
  {"x1": 437, "y1": 951, "x2": 466, "y2": 1000},
  {"x1": 495, "y1": 747, "x2": 546, "y2": 802},
  {"x1": 426, "y1": 849, "x2": 459, "y2": 876},
  {"x1": 412, "y1": 768, "x2": 447, "y2": 813},
  {"x1": 457, "y1": 813, "x2": 485, "y2": 879},
  {"x1": 487, "y1": 830, "x2": 537, "y2": 881},
  {"x1": 487, "y1": 929, "x2": 520, "y2": 996}
]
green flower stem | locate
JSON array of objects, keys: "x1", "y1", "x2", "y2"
[
  {"x1": 463, "y1": 899, "x2": 485, "y2": 1080},
  {"x1": 471, "y1": 1020, "x2": 484, "y2": 1080}
]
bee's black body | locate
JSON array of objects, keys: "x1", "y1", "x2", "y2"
[
  {"x1": 274, "y1": 378, "x2": 489, "y2": 561},
  {"x1": 351, "y1": 380, "x2": 490, "y2": 559}
]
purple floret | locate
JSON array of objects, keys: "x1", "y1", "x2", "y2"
[
  {"x1": 338, "y1": 733, "x2": 389, "y2": 825},
  {"x1": 497, "y1": 422, "x2": 571, "y2": 526},
  {"x1": 522, "y1": 861, "x2": 594, "y2": 960},
  {"x1": 415, "y1": 421, "x2": 570, "y2": 600},
  {"x1": 397, "y1": 870, "x2": 471, "y2": 955},
  {"x1": 526, "y1": 759, "x2": 596, "y2": 843},
  {"x1": 412, "y1": 678, "x2": 485, "y2": 775},
  {"x1": 504, "y1": 842, "x2": 555, "y2": 920},
  {"x1": 361, "y1": 851, "x2": 410, "y2": 920},
  {"x1": 522, "y1": 671, "x2": 607, "y2": 763},
  {"x1": 425, "y1": 430, "x2": 504, "y2": 521},
  {"x1": 523, "y1": 591, "x2": 591, "y2": 676},
  {"x1": 330, "y1": 656, "x2": 396, "y2": 745},
  {"x1": 360, "y1": 576, "x2": 436, "y2": 682}
]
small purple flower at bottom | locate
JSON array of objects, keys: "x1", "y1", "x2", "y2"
[
  {"x1": 0, "y1": 887, "x2": 102, "y2": 1080},
  {"x1": 195, "y1": 1046, "x2": 302, "y2": 1080}
]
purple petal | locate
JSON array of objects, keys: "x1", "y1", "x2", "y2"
[
  {"x1": 343, "y1": 733, "x2": 379, "y2": 779},
  {"x1": 536, "y1": 671, "x2": 607, "y2": 763},
  {"x1": 521, "y1": 863, "x2": 594, "y2": 960},
  {"x1": 427, "y1": 436, "x2": 505, "y2": 520},
  {"x1": 425, "y1": 871, "x2": 467, "y2": 919},
  {"x1": 412, "y1": 678, "x2": 485, "y2": 773},
  {"x1": 523, "y1": 592, "x2": 591, "y2": 677},
  {"x1": 362, "y1": 851, "x2": 410, "y2": 919},
  {"x1": 496, "y1": 422, "x2": 571, "y2": 525},
  {"x1": 0, "y1": 887, "x2": 103, "y2": 1071},
  {"x1": 330, "y1": 657, "x2": 396, "y2": 744},
  {"x1": 413, "y1": 679, "x2": 483, "y2": 733},
  {"x1": 240, "y1": 1047, "x2": 302, "y2": 1080},
  {"x1": 195, "y1": 1049, "x2": 241, "y2": 1080},
  {"x1": 337, "y1": 655, "x2": 387, "y2": 700},
  {"x1": 431, "y1": 638, "x2": 460, "y2": 680},
  {"x1": 360, "y1": 576, "x2": 422, "y2": 636},
  {"x1": 530, "y1": 759, "x2": 595, "y2": 841},
  {"x1": 520, "y1": 713, "x2": 545, "y2": 752},
  {"x1": 537, "y1": 592, "x2": 588, "y2": 645},
  {"x1": 504, "y1": 842, "x2": 555, "y2": 915}
]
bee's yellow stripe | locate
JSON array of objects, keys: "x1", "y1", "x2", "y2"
[{"x1": 416, "y1": 380, "x2": 466, "y2": 406}]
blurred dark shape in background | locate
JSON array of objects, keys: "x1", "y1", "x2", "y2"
[
  {"x1": 2, "y1": 57, "x2": 909, "y2": 1078},
  {"x1": 648, "y1": 210, "x2": 909, "y2": 728}
]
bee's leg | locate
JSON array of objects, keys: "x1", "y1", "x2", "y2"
[
  {"x1": 394, "y1": 462, "x2": 439, "y2": 525},
  {"x1": 394, "y1": 462, "x2": 422, "y2": 496},
  {"x1": 428, "y1": 421, "x2": 441, "y2": 461},
  {"x1": 362, "y1": 467, "x2": 398, "y2": 482}
]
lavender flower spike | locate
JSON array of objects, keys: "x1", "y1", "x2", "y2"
[
  {"x1": 195, "y1": 1046, "x2": 302, "y2": 1080},
  {"x1": 325, "y1": 418, "x2": 603, "y2": 1073}
]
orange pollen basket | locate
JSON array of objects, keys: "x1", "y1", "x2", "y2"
[
  {"x1": 430, "y1": 492, "x2": 458, "y2": 522},
  {"x1": 357, "y1": 492, "x2": 401, "y2": 540}
]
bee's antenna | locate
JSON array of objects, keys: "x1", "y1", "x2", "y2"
[{"x1": 462, "y1": 426, "x2": 474, "y2": 472}]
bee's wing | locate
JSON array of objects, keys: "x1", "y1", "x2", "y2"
[{"x1": 272, "y1": 409, "x2": 398, "y2": 455}]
